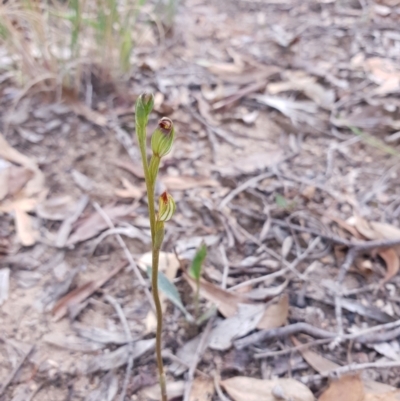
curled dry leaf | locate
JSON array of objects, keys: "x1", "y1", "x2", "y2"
[
  {"x1": 364, "y1": 391, "x2": 400, "y2": 401},
  {"x1": 351, "y1": 216, "x2": 400, "y2": 283},
  {"x1": 221, "y1": 376, "x2": 314, "y2": 401},
  {"x1": 378, "y1": 248, "x2": 399, "y2": 284},
  {"x1": 319, "y1": 375, "x2": 364, "y2": 401}
]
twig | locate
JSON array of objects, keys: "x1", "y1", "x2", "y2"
[
  {"x1": 185, "y1": 106, "x2": 239, "y2": 147},
  {"x1": 219, "y1": 244, "x2": 229, "y2": 290},
  {"x1": 243, "y1": 318, "x2": 400, "y2": 354},
  {"x1": 182, "y1": 318, "x2": 214, "y2": 401},
  {"x1": 56, "y1": 195, "x2": 89, "y2": 247},
  {"x1": 228, "y1": 267, "x2": 289, "y2": 291},
  {"x1": 0, "y1": 344, "x2": 34, "y2": 396},
  {"x1": 92, "y1": 202, "x2": 155, "y2": 311},
  {"x1": 302, "y1": 360, "x2": 400, "y2": 383},
  {"x1": 105, "y1": 295, "x2": 133, "y2": 401},
  {"x1": 219, "y1": 172, "x2": 273, "y2": 209},
  {"x1": 161, "y1": 350, "x2": 209, "y2": 378}
]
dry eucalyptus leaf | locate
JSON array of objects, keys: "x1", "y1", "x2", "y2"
[
  {"x1": 364, "y1": 391, "x2": 400, "y2": 401},
  {"x1": 141, "y1": 380, "x2": 185, "y2": 400},
  {"x1": 43, "y1": 332, "x2": 104, "y2": 352},
  {"x1": 209, "y1": 304, "x2": 265, "y2": 351},
  {"x1": 221, "y1": 376, "x2": 314, "y2": 401},
  {"x1": 84, "y1": 372, "x2": 119, "y2": 401},
  {"x1": 318, "y1": 375, "x2": 364, "y2": 401},
  {"x1": 14, "y1": 206, "x2": 38, "y2": 246},
  {"x1": 184, "y1": 273, "x2": 249, "y2": 318},
  {"x1": 74, "y1": 323, "x2": 128, "y2": 345},
  {"x1": 36, "y1": 195, "x2": 75, "y2": 221},
  {"x1": 138, "y1": 251, "x2": 180, "y2": 281},
  {"x1": 216, "y1": 150, "x2": 284, "y2": 177},
  {"x1": 378, "y1": 248, "x2": 399, "y2": 284},
  {"x1": 85, "y1": 339, "x2": 155, "y2": 373},
  {"x1": 257, "y1": 294, "x2": 289, "y2": 330},
  {"x1": 162, "y1": 175, "x2": 219, "y2": 191},
  {"x1": 66, "y1": 204, "x2": 135, "y2": 245},
  {"x1": 114, "y1": 177, "x2": 143, "y2": 199},
  {"x1": 292, "y1": 336, "x2": 339, "y2": 374},
  {"x1": 189, "y1": 376, "x2": 214, "y2": 401}
]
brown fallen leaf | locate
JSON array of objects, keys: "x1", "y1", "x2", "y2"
[
  {"x1": 184, "y1": 273, "x2": 249, "y2": 318},
  {"x1": 292, "y1": 336, "x2": 340, "y2": 374},
  {"x1": 189, "y1": 376, "x2": 215, "y2": 401},
  {"x1": 14, "y1": 206, "x2": 38, "y2": 246},
  {"x1": 162, "y1": 175, "x2": 219, "y2": 191},
  {"x1": 257, "y1": 293, "x2": 289, "y2": 330},
  {"x1": 66, "y1": 204, "x2": 135, "y2": 245},
  {"x1": 378, "y1": 248, "x2": 399, "y2": 284},
  {"x1": 52, "y1": 260, "x2": 127, "y2": 321},
  {"x1": 351, "y1": 216, "x2": 400, "y2": 283},
  {"x1": 318, "y1": 375, "x2": 364, "y2": 401},
  {"x1": 221, "y1": 377, "x2": 314, "y2": 401},
  {"x1": 0, "y1": 166, "x2": 33, "y2": 201},
  {"x1": 0, "y1": 133, "x2": 45, "y2": 198}
]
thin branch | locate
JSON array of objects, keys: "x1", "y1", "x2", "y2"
[
  {"x1": 302, "y1": 360, "x2": 400, "y2": 383},
  {"x1": 0, "y1": 344, "x2": 34, "y2": 396}
]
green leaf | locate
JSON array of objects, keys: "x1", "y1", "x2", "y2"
[
  {"x1": 147, "y1": 267, "x2": 193, "y2": 322},
  {"x1": 189, "y1": 244, "x2": 207, "y2": 281}
]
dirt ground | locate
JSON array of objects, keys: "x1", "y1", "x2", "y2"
[{"x1": 1, "y1": 0, "x2": 400, "y2": 400}]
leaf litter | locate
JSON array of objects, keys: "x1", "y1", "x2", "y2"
[{"x1": 3, "y1": 0, "x2": 400, "y2": 399}]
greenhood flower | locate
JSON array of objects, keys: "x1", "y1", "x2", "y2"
[
  {"x1": 158, "y1": 191, "x2": 176, "y2": 222},
  {"x1": 135, "y1": 93, "x2": 154, "y2": 130},
  {"x1": 151, "y1": 117, "x2": 175, "y2": 158}
]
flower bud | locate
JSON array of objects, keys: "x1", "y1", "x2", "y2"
[
  {"x1": 158, "y1": 191, "x2": 176, "y2": 222},
  {"x1": 151, "y1": 117, "x2": 175, "y2": 157},
  {"x1": 135, "y1": 93, "x2": 154, "y2": 128}
]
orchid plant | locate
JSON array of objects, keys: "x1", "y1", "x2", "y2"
[{"x1": 135, "y1": 93, "x2": 176, "y2": 401}]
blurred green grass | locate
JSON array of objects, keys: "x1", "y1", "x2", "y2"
[{"x1": 0, "y1": 0, "x2": 178, "y2": 92}]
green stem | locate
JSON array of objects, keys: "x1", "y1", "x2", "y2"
[
  {"x1": 152, "y1": 247, "x2": 167, "y2": 401},
  {"x1": 136, "y1": 121, "x2": 167, "y2": 401}
]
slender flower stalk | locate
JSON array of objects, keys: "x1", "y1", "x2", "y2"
[{"x1": 135, "y1": 94, "x2": 176, "y2": 401}]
